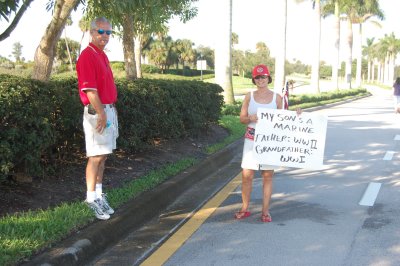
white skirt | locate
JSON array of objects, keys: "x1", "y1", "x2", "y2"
[{"x1": 241, "y1": 138, "x2": 278, "y2": 171}]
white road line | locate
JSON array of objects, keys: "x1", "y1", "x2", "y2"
[
  {"x1": 394, "y1": 135, "x2": 400, "y2": 140},
  {"x1": 359, "y1": 182, "x2": 382, "y2": 206},
  {"x1": 383, "y1": 151, "x2": 395, "y2": 160}
]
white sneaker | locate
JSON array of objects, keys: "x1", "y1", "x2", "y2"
[
  {"x1": 86, "y1": 199, "x2": 110, "y2": 220},
  {"x1": 99, "y1": 193, "x2": 114, "y2": 215}
]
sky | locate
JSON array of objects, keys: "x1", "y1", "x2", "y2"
[{"x1": 0, "y1": 0, "x2": 399, "y2": 65}]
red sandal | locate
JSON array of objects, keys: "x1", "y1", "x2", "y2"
[
  {"x1": 261, "y1": 213, "x2": 272, "y2": 223},
  {"x1": 234, "y1": 210, "x2": 251, "y2": 219}
]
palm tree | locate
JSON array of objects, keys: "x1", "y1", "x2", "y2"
[
  {"x1": 295, "y1": 0, "x2": 322, "y2": 93},
  {"x1": 362, "y1": 37, "x2": 375, "y2": 82},
  {"x1": 63, "y1": 17, "x2": 74, "y2": 71},
  {"x1": 339, "y1": 0, "x2": 384, "y2": 89},
  {"x1": 175, "y1": 39, "x2": 195, "y2": 72},
  {"x1": 323, "y1": 0, "x2": 341, "y2": 90},
  {"x1": 379, "y1": 33, "x2": 400, "y2": 85},
  {"x1": 215, "y1": 0, "x2": 234, "y2": 104},
  {"x1": 232, "y1": 32, "x2": 239, "y2": 49},
  {"x1": 353, "y1": 0, "x2": 384, "y2": 87},
  {"x1": 78, "y1": 16, "x2": 90, "y2": 54},
  {"x1": 274, "y1": 0, "x2": 287, "y2": 93}
]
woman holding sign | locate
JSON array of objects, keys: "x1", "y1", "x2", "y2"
[{"x1": 235, "y1": 64, "x2": 300, "y2": 223}]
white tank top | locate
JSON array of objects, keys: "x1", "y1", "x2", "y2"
[{"x1": 248, "y1": 91, "x2": 277, "y2": 128}]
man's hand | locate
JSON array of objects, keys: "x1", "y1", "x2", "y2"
[{"x1": 96, "y1": 111, "x2": 107, "y2": 134}]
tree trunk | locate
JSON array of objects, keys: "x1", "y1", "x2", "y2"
[
  {"x1": 367, "y1": 60, "x2": 371, "y2": 83},
  {"x1": 311, "y1": 0, "x2": 321, "y2": 93},
  {"x1": 274, "y1": 0, "x2": 287, "y2": 94},
  {"x1": 345, "y1": 19, "x2": 353, "y2": 89},
  {"x1": 355, "y1": 24, "x2": 362, "y2": 88},
  {"x1": 64, "y1": 29, "x2": 73, "y2": 71},
  {"x1": 215, "y1": 0, "x2": 234, "y2": 104},
  {"x1": 377, "y1": 63, "x2": 381, "y2": 82},
  {"x1": 32, "y1": 0, "x2": 80, "y2": 81},
  {"x1": 389, "y1": 54, "x2": 395, "y2": 84},
  {"x1": 331, "y1": 0, "x2": 340, "y2": 90},
  {"x1": 134, "y1": 36, "x2": 142, "y2": 78},
  {"x1": 122, "y1": 15, "x2": 137, "y2": 80},
  {"x1": 385, "y1": 54, "x2": 389, "y2": 84},
  {"x1": 371, "y1": 61, "x2": 375, "y2": 82}
]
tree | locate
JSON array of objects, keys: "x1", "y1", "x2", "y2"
[
  {"x1": 56, "y1": 37, "x2": 80, "y2": 64},
  {"x1": 147, "y1": 36, "x2": 176, "y2": 72},
  {"x1": 63, "y1": 16, "x2": 74, "y2": 71},
  {"x1": 362, "y1": 37, "x2": 375, "y2": 82},
  {"x1": 215, "y1": 0, "x2": 234, "y2": 104},
  {"x1": 322, "y1": 0, "x2": 341, "y2": 90},
  {"x1": 78, "y1": 15, "x2": 90, "y2": 54},
  {"x1": 0, "y1": 0, "x2": 35, "y2": 42},
  {"x1": 254, "y1": 42, "x2": 274, "y2": 71},
  {"x1": 32, "y1": 0, "x2": 81, "y2": 81},
  {"x1": 175, "y1": 39, "x2": 195, "y2": 72},
  {"x1": 196, "y1": 45, "x2": 214, "y2": 69},
  {"x1": 86, "y1": 0, "x2": 198, "y2": 80},
  {"x1": 296, "y1": 0, "x2": 322, "y2": 93},
  {"x1": 353, "y1": 0, "x2": 384, "y2": 87},
  {"x1": 379, "y1": 33, "x2": 400, "y2": 85},
  {"x1": 11, "y1": 42, "x2": 23, "y2": 62},
  {"x1": 232, "y1": 32, "x2": 239, "y2": 48},
  {"x1": 338, "y1": 0, "x2": 383, "y2": 88},
  {"x1": 311, "y1": 0, "x2": 321, "y2": 93},
  {"x1": 232, "y1": 49, "x2": 245, "y2": 76},
  {"x1": 274, "y1": 0, "x2": 287, "y2": 93}
]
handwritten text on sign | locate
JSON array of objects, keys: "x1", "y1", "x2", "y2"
[{"x1": 253, "y1": 108, "x2": 328, "y2": 169}]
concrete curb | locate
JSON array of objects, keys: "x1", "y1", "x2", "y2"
[
  {"x1": 24, "y1": 139, "x2": 243, "y2": 266},
  {"x1": 304, "y1": 93, "x2": 372, "y2": 112}
]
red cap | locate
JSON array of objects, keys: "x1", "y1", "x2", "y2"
[{"x1": 252, "y1": 64, "x2": 270, "y2": 78}]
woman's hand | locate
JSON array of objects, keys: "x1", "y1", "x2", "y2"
[
  {"x1": 295, "y1": 108, "x2": 302, "y2": 115},
  {"x1": 249, "y1": 114, "x2": 258, "y2": 123}
]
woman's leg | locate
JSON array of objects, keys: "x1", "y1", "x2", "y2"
[
  {"x1": 261, "y1": 170, "x2": 274, "y2": 216},
  {"x1": 240, "y1": 169, "x2": 255, "y2": 212}
]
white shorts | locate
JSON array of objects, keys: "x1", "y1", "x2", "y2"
[
  {"x1": 83, "y1": 104, "x2": 118, "y2": 157},
  {"x1": 241, "y1": 138, "x2": 278, "y2": 171}
]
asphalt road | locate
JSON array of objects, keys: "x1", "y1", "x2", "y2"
[{"x1": 90, "y1": 86, "x2": 400, "y2": 266}]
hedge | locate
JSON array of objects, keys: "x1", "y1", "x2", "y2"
[{"x1": 0, "y1": 74, "x2": 223, "y2": 181}]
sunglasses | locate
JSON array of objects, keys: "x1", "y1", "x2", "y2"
[
  {"x1": 97, "y1": 29, "x2": 112, "y2": 35},
  {"x1": 254, "y1": 75, "x2": 268, "y2": 80}
]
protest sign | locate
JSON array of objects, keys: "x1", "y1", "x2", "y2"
[{"x1": 253, "y1": 108, "x2": 328, "y2": 169}]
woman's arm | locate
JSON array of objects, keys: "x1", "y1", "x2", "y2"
[
  {"x1": 239, "y1": 93, "x2": 257, "y2": 124},
  {"x1": 276, "y1": 93, "x2": 283, "y2": 109}
]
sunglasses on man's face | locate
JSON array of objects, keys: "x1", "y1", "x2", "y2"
[
  {"x1": 255, "y1": 75, "x2": 268, "y2": 80},
  {"x1": 97, "y1": 29, "x2": 112, "y2": 35}
]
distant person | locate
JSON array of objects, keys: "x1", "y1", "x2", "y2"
[
  {"x1": 393, "y1": 77, "x2": 400, "y2": 113},
  {"x1": 235, "y1": 64, "x2": 301, "y2": 223},
  {"x1": 76, "y1": 17, "x2": 118, "y2": 220}
]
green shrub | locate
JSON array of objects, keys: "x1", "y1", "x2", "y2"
[
  {"x1": 141, "y1": 64, "x2": 161, "y2": 74},
  {"x1": 0, "y1": 75, "x2": 223, "y2": 180},
  {"x1": 116, "y1": 79, "x2": 223, "y2": 151},
  {"x1": 110, "y1": 61, "x2": 125, "y2": 72},
  {"x1": 221, "y1": 101, "x2": 242, "y2": 116},
  {"x1": 0, "y1": 75, "x2": 57, "y2": 178}
]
